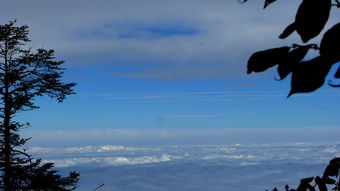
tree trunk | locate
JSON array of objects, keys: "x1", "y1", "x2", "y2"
[
  {"x1": 3, "y1": 113, "x2": 11, "y2": 191},
  {"x1": 3, "y1": 41, "x2": 12, "y2": 191}
]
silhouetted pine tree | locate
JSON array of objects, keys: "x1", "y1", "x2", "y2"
[{"x1": 0, "y1": 20, "x2": 78, "y2": 191}]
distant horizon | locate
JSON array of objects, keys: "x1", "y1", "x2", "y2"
[{"x1": 23, "y1": 126, "x2": 340, "y2": 147}]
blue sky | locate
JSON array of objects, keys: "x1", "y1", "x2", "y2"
[{"x1": 1, "y1": 0, "x2": 340, "y2": 146}]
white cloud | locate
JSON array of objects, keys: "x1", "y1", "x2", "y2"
[
  {"x1": 3, "y1": 0, "x2": 335, "y2": 79},
  {"x1": 78, "y1": 90, "x2": 338, "y2": 103},
  {"x1": 159, "y1": 114, "x2": 230, "y2": 119},
  {"x1": 201, "y1": 154, "x2": 256, "y2": 160},
  {"x1": 43, "y1": 153, "x2": 179, "y2": 168},
  {"x1": 27, "y1": 145, "x2": 157, "y2": 154}
]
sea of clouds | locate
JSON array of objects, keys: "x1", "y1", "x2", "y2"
[{"x1": 28, "y1": 142, "x2": 340, "y2": 191}]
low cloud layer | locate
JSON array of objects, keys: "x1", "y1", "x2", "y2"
[
  {"x1": 28, "y1": 143, "x2": 340, "y2": 191},
  {"x1": 30, "y1": 142, "x2": 340, "y2": 167}
]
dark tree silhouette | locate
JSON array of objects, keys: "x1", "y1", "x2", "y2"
[
  {"x1": 242, "y1": 0, "x2": 340, "y2": 97},
  {"x1": 266, "y1": 158, "x2": 340, "y2": 191},
  {"x1": 0, "y1": 20, "x2": 78, "y2": 191},
  {"x1": 240, "y1": 0, "x2": 340, "y2": 190}
]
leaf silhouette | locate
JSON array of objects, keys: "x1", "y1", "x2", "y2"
[
  {"x1": 277, "y1": 45, "x2": 312, "y2": 80},
  {"x1": 288, "y1": 56, "x2": 332, "y2": 97},
  {"x1": 335, "y1": 67, "x2": 340, "y2": 79},
  {"x1": 280, "y1": 0, "x2": 331, "y2": 42},
  {"x1": 329, "y1": 82, "x2": 340, "y2": 87},
  {"x1": 320, "y1": 23, "x2": 340, "y2": 62},
  {"x1": 296, "y1": 177, "x2": 315, "y2": 191},
  {"x1": 315, "y1": 176, "x2": 328, "y2": 191},
  {"x1": 323, "y1": 164, "x2": 339, "y2": 178},
  {"x1": 264, "y1": 0, "x2": 278, "y2": 9},
  {"x1": 279, "y1": 23, "x2": 296, "y2": 39},
  {"x1": 330, "y1": 157, "x2": 340, "y2": 165},
  {"x1": 324, "y1": 177, "x2": 336, "y2": 185},
  {"x1": 301, "y1": 177, "x2": 314, "y2": 184},
  {"x1": 247, "y1": 46, "x2": 290, "y2": 74},
  {"x1": 285, "y1": 185, "x2": 290, "y2": 191},
  {"x1": 329, "y1": 158, "x2": 340, "y2": 173},
  {"x1": 306, "y1": 184, "x2": 316, "y2": 191},
  {"x1": 328, "y1": 75, "x2": 340, "y2": 87}
]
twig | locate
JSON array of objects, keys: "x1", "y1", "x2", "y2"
[{"x1": 92, "y1": 184, "x2": 105, "y2": 191}]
